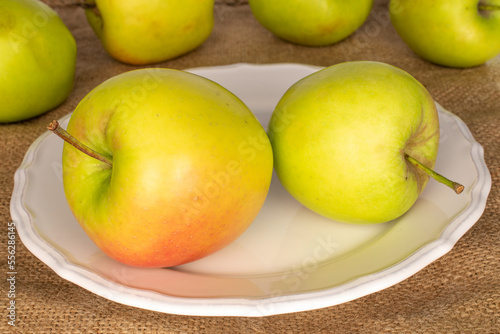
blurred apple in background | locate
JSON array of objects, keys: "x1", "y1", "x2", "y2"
[
  {"x1": 248, "y1": 0, "x2": 373, "y2": 46},
  {"x1": 268, "y1": 61, "x2": 463, "y2": 225},
  {"x1": 84, "y1": 0, "x2": 214, "y2": 65},
  {"x1": 49, "y1": 68, "x2": 273, "y2": 268},
  {"x1": 390, "y1": 0, "x2": 500, "y2": 68},
  {"x1": 0, "y1": 0, "x2": 76, "y2": 123}
]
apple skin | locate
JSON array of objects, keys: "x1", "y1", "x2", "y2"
[
  {"x1": 390, "y1": 0, "x2": 500, "y2": 68},
  {"x1": 0, "y1": 0, "x2": 76, "y2": 123},
  {"x1": 62, "y1": 68, "x2": 273, "y2": 268},
  {"x1": 268, "y1": 61, "x2": 439, "y2": 224},
  {"x1": 84, "y1": 0, "x2": 214, "y2": 65},
  {"x1": 248, "y1": 0, "x2": 373, "y2": 46}
]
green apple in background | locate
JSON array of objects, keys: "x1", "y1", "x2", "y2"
[
  {"x1": 248, "y1": 0, "x2": 373, "y2": 46},
  {"x1": 49, "y1": 68, "x2": 273, "y2": 268},
  {"x1": 0, "y1": 0, "x2": 76, "y2": 123},
  {"x1": 268, "y1": 61, "x2": 463, "y2": 225},
  {"x1": 390, "y1": 0, "x2": 500, "y2": 68},
  {"x1": 84, "y1": 0, "x2": 214, "y2": 65}
]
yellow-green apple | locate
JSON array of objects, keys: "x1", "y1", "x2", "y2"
[
  {"x1": 0, "y1": 0, "x2": 76, "y2": 123},
  {"x1": 248, "y1": 0, "x2": 373, "y2": 46},
  {"x1": 390, "y1": 0, "x2": 500, "y2": 68},
  {"x1": 84, "y1": 0, "x2": 214, "y2": 65},
  {"x1": 48, "y1": 68, "x2": 273, "y2": 268},
  {"x1": 268, "y1": 61, "x2": 463, "y2": 225}
]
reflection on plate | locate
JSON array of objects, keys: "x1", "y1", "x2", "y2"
[{"x1": 11, "y1": 63, "x2": 491, "y2": 317}]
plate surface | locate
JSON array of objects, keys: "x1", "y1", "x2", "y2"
[{"x1": 11, "y1": 63, "x2": 491, "y2": 317}]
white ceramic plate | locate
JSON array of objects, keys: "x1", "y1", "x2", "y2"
[{"x1": 11, "y1": 63, "x2": 491, "y2": 317}]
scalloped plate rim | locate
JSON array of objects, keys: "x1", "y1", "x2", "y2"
[{"x1": 10, "y1": 63, "x2": 492, "y2": 317}]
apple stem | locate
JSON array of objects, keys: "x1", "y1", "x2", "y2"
[
  {"x1": 404, "y1": 153, "x2": 463, "y2": 194},
  {"x1": 77, "y1": 1, "x2": 101, "y2": 17},
  {"x1": 77, "y1": 1, "x2": 96, "y2": 9},
  {"x1": 478, "y1": 4, "x2": 500, "y2": 11},
  {"x1": 48, "y1": 120, "x2": 113, "y2": 167}
]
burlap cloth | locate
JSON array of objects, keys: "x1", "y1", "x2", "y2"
[{"x1": 1, "y1": 0, "x2": 499, "y2": 332}]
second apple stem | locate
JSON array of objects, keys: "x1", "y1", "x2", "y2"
[
  {"x1": 48, "y1": 120, "x2": 113, "y2": 167},
  {"x1": 478, "y1": 4, "x2": 500, "y2": 11},
  {"x1": 404, "y1": 153, "x2": 464, "y2": 194}
]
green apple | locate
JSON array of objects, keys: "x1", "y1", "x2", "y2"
[
  {"x1": 0, "y1": 0, "x2": 76, "y2": 123},
  {"x1": 84, "y1": 0, "x2": 214, "y2": 65},
  {"x1": 390, "y1": 0, "x2": 500, "y2": 68},
  {"x1": 268, "y1": 61, "x2": 462, "y2": 225},
  {"x1": 248, "y1": 0, "x2": 373, "y2": 46},
  {"x1": 49, "y1": 68, "x2": 273, "y2": 268}
]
